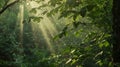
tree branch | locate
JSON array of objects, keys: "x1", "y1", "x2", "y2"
[{"x1": 0, "y1": 0, "x2": 19, "y2": 14}]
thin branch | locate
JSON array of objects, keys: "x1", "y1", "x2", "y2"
[{"x1": 0, "y1": 0, "x2": 19, "y2": 14}]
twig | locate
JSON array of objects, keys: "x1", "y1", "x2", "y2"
[{"x1": 0, "y1": 0, "x2": 19, "y2": 14}]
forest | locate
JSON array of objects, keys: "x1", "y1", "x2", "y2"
[{"x1": 0, "y1": 0, "x2": 120, "y2": 67}]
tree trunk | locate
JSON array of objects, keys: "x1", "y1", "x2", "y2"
[{"x1": 112, "y1": 0, "x2": 120, "y2": 65}]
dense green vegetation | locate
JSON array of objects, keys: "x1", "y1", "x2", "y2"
[{"x1": 0, "y1": 0, "x2": 119, "y2": 67}]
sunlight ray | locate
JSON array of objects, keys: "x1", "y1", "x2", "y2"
[
  {"x1": 17, "y1": 4, "x2": 24, "y2": 48},
  {"x1": 42, "y1": 17, "x2": 58, "y2": 37},
  {"x1": 30, "y1": 22, "x2": 41, "y2": 47},
  {"x1": 39, "y1": 22, "x2": 55, "y2": 53},
  {"x1": 25, "y1": 0, "x2": 59, "y2": 53}
]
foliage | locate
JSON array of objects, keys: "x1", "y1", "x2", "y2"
[
  {"x1": 38, "y1": 0, "x2": 113, "y2": 67},
  {"x1": 0, "y1": 0, "x2": 113, "y2": 67}
]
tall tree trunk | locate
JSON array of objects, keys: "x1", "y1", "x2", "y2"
[{"x1": 112, "y1": 0, "x2": 120, "y2": 65}]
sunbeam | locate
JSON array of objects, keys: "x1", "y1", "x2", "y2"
[
  {"x1": 17, "y1": 4, "x2": 24, "y2": 48},
  {"x1": 41, "y1": 17, "x2": 58, "y2": 37},
  {"x1": 25, "y1": 0, "x2": 60, "y2": 53},
  {"x1": 39, "y1": 22, "x2": 55, "y2": 53}
]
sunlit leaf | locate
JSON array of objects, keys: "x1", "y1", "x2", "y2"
[
  {"x1": 96, "y1": 60, "x2": 103, "y2": 66},
  {"x1": 66, "y1": 58, "x2": 72, "y2": 64},
  {"x1": 71, "y1": 59, "x2": 78, "y2": 65},
  {"x1": 70, "y1": 49, "x2": 75, "y2": 54},
  {"x1": 94, "y1": 51, "x2": 103, "y2": 59}
]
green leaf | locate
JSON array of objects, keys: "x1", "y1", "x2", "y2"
[
  {"x1": 103, "y1": 41, "x2": 109, "y2": 47},
  {"x1": 70, "y1": 49, "x2": 75, "y2": 54},
  {"x1": 31, "y1": 17, "x2": 43, "y2": 22},
  {"x1": 30, "y1": 8, "x2": 37, "y2": 14},
  {"x1": 94, "y1": 51, "x2": 103, "y2": 59},
  {"x1": 99, "y1": 41, "x2": 109, "y2": 48},
  {"x1": 71, "y1": 59, "x2": 78, "y2": 65},
  {"x1": 42, "y1": 11, "x2": 48, "y2": 15},
  {"x1": 96, "y1": 60, "x2": 103, "y2": 66},
  {"x1": 53, "y1": 35, "x2": 59, "y2": 40},
  {"x1": 74, "y1": 31, "x2": 80, "y2": 37},
  {"x1": 66, "y1": 58, "x2": 72, "y2": 64}
]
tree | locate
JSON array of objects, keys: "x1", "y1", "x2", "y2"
[{"x1": 112, "y1": 0, "x2": 120, "y2": 66}]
